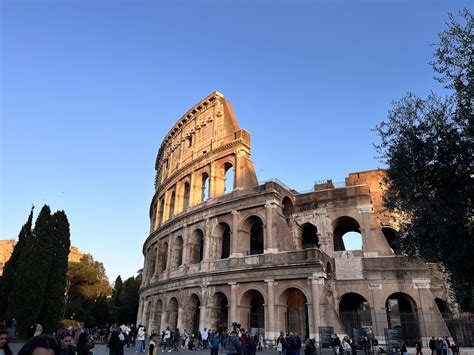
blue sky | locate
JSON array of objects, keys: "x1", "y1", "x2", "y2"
[{"x1": 1, "y1": 0, "x2": 470, "y2": 282}]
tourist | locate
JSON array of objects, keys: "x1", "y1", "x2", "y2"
[
  {"x1": 294, "y1": 334, "x2": 302, "y2": 355},
  {"x1": 59, "y1": 333, "x2": 76, "y2": 355},
  {"x1": 285, "y1": 332, "x2": 296, "y2": 355},
  {"x1": 163, "y1": 327, "x2": 172, "y2": 352},
  {"x1": 18, "y1": 334, "x2": 60, "y2": 355},
  {"x1": 174, "y1": 328, "x2": 181, "y2": 350},
  {"x1": 76, "y1": 329, "x2": 94, "y2": 355},
  {"x1": 258, "y1": 333, "x2": 264, "y2": 352},
  {"x1": 331, "y1": 335, "x2": 341, "y2": 355},
  {"x1": 202, "y1": 329, "x2": 209, "y2": 350},
  {"x1": 304, "y1": 338, "x2": 316, "y2": 355},
  {"x1": 416, "y1": 342, "x2": 423, "y2": 355},
  {"x1": 401, "y1": 342, "x2": 407, "y2": 355},
  {"x1": 0, "y1": 329, "x2": 13, "y2": 355},
  {"x1": 276, "y1": 332, "x2": 285, "y2": 355},
  {"x1": 108, "y1": 328, "x2": 125, "y2": 355},
  {"x1": 451, "y1": 343, "x2": 459, "y2": 355},
  {"x1": 225, "y1": 330, "x2": 242, "y2": 355},
  {"x1": 149, "y1": 334, "x2": 158, "y2": 355},
  {"x1": 220, "y1": 330, "x2": 228, "y2": 351},
  {"x1": 210, "y1": 330, "x2": 220, "y2": 355},
  {"x1": 342, "y1": 339, "x2": 351, "y2": 355},
  {"x1": 429, "y1": 337, "x2": 436, "y2": 355},
  {"x1": 247, "y1": 332, "x2": 257, "y2": 355},
  {"x1": 441, "y1": 337, "x2": 449, "y2": 355},
  {"x1": 136, "y1": 326, "x2": 146, "y2": 353}
]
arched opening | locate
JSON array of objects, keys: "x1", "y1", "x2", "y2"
[
  {"x1": 190, "y1": 229, "x2": 205, "y2": 264},
  {"x1": 167, "y1": 297, "x2": 179, "y2": 331},
  {"x1": 282, "y1": 197, "x2": 294, "y2": 221},
  {"x1": 158, "y1": 198, "x2": 165, "y2": 225},
  {"x1": 183, "y1": 182, "x2": 191, "y2": 210},
  {"x1": 280, "y1": 288, "x2": 309, "y2": 339},
  {"x1": 382, "y1": 227, "x2": 401, "y2": 255},
  {"x1": 154, "y1": 300, "x2": 163, "y2": 334},
  {"x1": 301, "y1": 223, "x2": 320, "y2": 249},
  {"x1": 240, "y1": 216, "x2": 265, "y2": 255},
  {"x1": 212, "y1": 292, "x2": 229, "y2": 333},
  {"x1": 202, "y1": 173, "x2": 210, "y2": 202},
  {"x1": 158, "y1": 242, "x2": 168, "y2": 272},
  {"x1": 240, "y1": 290, "x2": 265, "y2": 332},
  {"x1": 148, "y1": 247, "x2": 157, "y2": 279},
  {"x1": 212, "y1": 223, "x2": 231, "y2": 260},
  {"x1": 339, "y1": 293, "x2": 372, "y2": 339},
  {"x1": 224, "y1": 163, "x2": 234, "y2": 194},
  {"x1": 189, "y1": 294, "x2": 201, "y2": 336},
  {"x1": 435, "y1": 298, "x2": 451, "y2": 319},
  {"x1": 169, "y1": 190, "x2": 176, "y2": 218},
  {"x1": 171, "y1": 236, "x2": 183, "y2": 269},
  {"x1": 386, "y1": 293, "x2": 421, "y2": 346},
  {"x1": 145, "y1": 300, "x2": 152, "y2": 327},
  {"x1": 333, "y1": 216, "x2": 362, "y2": 251}
]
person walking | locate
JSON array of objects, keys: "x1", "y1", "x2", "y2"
[
  {"x1": 225, "y1": 330, "x2": 242, "y2": 355},
  {"x1": 136, "y1": 326, "x2": 146, "y2": 353},
  {"x1": 276, "y1": 332, "x2": 285, "y2": 355},
  {"x1": 59, "y1": 333, "x2": 76, "y2": 355},
  {"x1": 163, "y1": 327, "x2": 172, "y2": 353},
  {"x1": 210, "y1": 330, "x2": 220, "y2": 355}
]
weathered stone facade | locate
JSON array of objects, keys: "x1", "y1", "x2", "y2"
[{"x1": 138, "y1": 92, "x2": 452, "y2": 346}]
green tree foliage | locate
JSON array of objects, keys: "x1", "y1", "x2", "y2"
[
  {"x1": 37, "y1": 211, "x2": 71, "y2": 333},
  {"x1": 375, "y1": 9, "x2": 473, "y2": 311},
  {"x1": 65, "y1": 254, "x2": 112, "y2": 326},
  {"x1": 6, "y1": 205, "x2": 53, "y2": 336},
  {"x1": 117, "y1": 274, "x2": 141, "y2": 324},
  {"x1": 112, "y1": 275, "x2": 123, "y2": 307},
  {"x1": 0, "y1": 207, "x2": 34, "y2": 318}
]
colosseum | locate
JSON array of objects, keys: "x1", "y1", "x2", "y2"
[{"x1": 138, "y1": 92, "x2": 455, "y2": 347}]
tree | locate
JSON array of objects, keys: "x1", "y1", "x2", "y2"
[
  {"x1": 37, "y1": 210, "x2": 71, "y2": 333},
  {"x1": 112, "y1": 275, "x2": 123, "y2": 307},
  {"x1": 117, "y1": 274, "x2": 141, "y2": 324},
  {"x1": 65, "y1": 254, "x2": 112, "y2": 326},
  {"x1": 0, "y1": 207, "x2": 34, "y2": 318},
  {"x1": 375, "y1": 9, "x2": 473, "y2": 311},
  {"x1": 6, "y1": 205, "x2": 53, "y2": 336}
]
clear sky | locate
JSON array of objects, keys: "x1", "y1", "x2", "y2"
[{"x1": 1, "y1": 0, "x2": 470, "y2": 282}]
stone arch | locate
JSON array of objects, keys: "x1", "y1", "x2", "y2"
[
  {"x1": 153, "y1": 299, "x2": 163, "y2": 333},
  {"x1": 210, "y1": 292, "x2": 229, "y2": 332},
  {"x1": 158, "y1": 241, "x2": 168, "y2": 272},
  {"x1": 158, "y1": 197, "x2": 165, "y2": 226},
  {"x1": 386, "y1": 292, "x2": 421, "y2": 346},
  {"x1": 212, "y1": 222, "x2": 231, "y2": 260},
  {"x1": 171, "y1": 236, "x2": 184, "y2": 269},
  {"x1": 183, "y1": 181, "x2": 191, "y2": 210},
  {"x1": 189, "y1": 229, "x2": 205, "y2": 264},
  {"x1": 301, "y1": 222, "x2": 320, "y2": 249},
  {"x1": 382, "y1": 227, "x2": 401, "y2": 255},
  {"x1": 277, "y1": 287, "x2": 309, "y2": 338},
  {"x1": 183, "y1": 293, "x2": 201, "y2": 335},
  {"x1": 202, "y1": 172, "x2": 210, "y2": 202},
  {"x1": 339, "y1": 292, "x2": 373, "y2": 338},
  {"x1": 332, "y1": 216, "x2": 362, "y2": 251},
  {"x1": 435, "y1": 298, "x2": 451, "y2": 317},
  {"x1": 169, "y1": 189, "x2": 176, "y2": 218},
  {"x1": 166, "y1": 297, "x2": 179, "y2": 331},
  {"x1": 282, "y1": 196, "x2": 294, "y2": 220},
  {"x1": 241, "y1": 215, "x2": 264, "y2": 255},
  {"x1": 240, "y1": 289, "x2": 265, "y2": 332},
  {"x1": 224, "y1": 162, "x2": 234, "y2": 194}
]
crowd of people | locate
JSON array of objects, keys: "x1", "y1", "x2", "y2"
[{"x1": 0, "y1": 323, "x2": 466, "y2": 355}]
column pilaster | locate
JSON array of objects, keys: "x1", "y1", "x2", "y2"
[
  {"x1": 264, "y1": 202, "x2": 278, "y2": 253},
  {"x1": 231, "y1": 210, "x2": 242, "y2": 257},
  {"x1": 265, "y1": 279, "x2": 277, "y2": 342}
]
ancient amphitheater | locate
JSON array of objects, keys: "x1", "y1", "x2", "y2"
[{"x1": 138, "y1": 92, "x2": 454, "y2": 346}]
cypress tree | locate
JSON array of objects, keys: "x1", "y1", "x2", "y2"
[
  {"x1": 37, "y1": 210, "x2": 71, "y2": 333},
  {"x1": 0, "y1": 207, "x2": 34, "y2": 318},
  {"x1": 112, "y1": 275, "x2": 123, "y2": 307},
  {"x1": 6, "y1": 205, "x2": 53, "y2": 336}
]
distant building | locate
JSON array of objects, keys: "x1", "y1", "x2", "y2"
[{"x1": 0, "y1": 240, "x2": 84, "y2": 275}]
